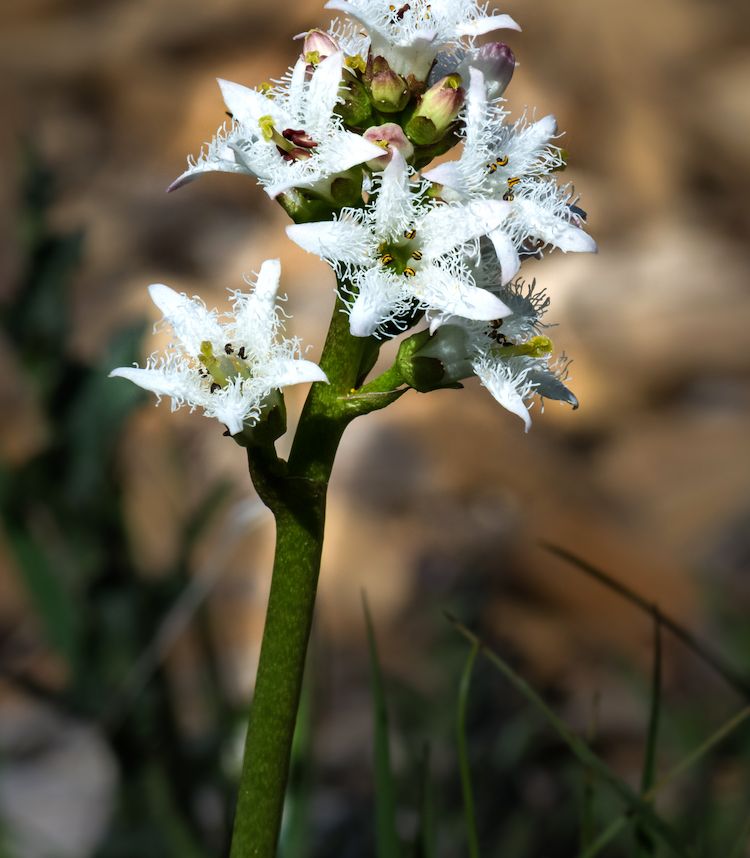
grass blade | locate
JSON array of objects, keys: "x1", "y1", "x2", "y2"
[
  {"x1": 542, "y1": 543, "x2": 750, "y2": 700},
  {"x1": 580, "y1": 692, "x2": 601, "y2": 853},
  {"x1": 362, "y1": 592, "x2": 400, "y2": 858},
  {"x1": 728, "y1": 811, "x2": 750, "y2": 858},
  {"x1": 415, "y1": 744, "x2": 437, "y2": 858},
  {"x1": 457, "y1": 641, "x2": 480, "y2": 858},
  {"x1": 446, "y1": 613, "x2": 693, "y2": 858},
  {"x1": 636, "y1": 614, "x2": 663, "y2": 856},
  {"x1": 578, "y1": 704, "x2": 750, "y2": 858}
]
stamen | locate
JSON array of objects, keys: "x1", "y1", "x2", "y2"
[
  {"x1": 404, "y1": 228, "x2": 417, "y2": 239},
  {"x1": 381, "y1": 253, "x2": 395, "y2": 265},
  {"x1": 237, "y1": 346, "x2": 247, "y2": 360},
  {"x1": 403, "y1": 267, "x2": 416, "y2": 277},
  {"x1": 224, "y1": 343, "x2": 234, "y2": 355},
  {"x1": 411, "y1": 250, "x2": 423, "y2": 260},
  {"x1": 210, "y1": 383, "x2": 221, "y2": 394}
]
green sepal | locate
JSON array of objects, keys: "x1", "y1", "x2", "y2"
[
  {"x1": 232, "y1": 390, "x2": 287, "y2": 448},
  {"x1": 405, "y1": 115, "x2": 439, "y2": 147}
]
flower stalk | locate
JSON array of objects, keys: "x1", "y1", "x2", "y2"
[{"x1": 230, "y1": 291, "x2": 403, "y2": 858}]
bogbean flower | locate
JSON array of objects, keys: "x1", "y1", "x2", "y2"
[
  {"x1": 423, "y1": 68, "x2": 596, "y2": 284},
  {"x1": 110, "y1": 260, "x2": 327, "y2": 435},
  {"x1": 324, "y1": 0, "x2": 520, "y2": 81},
  {"x1": 168, "y1": 51, "x2": 384, "y2": 200},
  {"x1": 286, "y1": 149, "x2": 513, "y2": 337},
  {"x1": 409, "y1": 259, "x2": 578, "y2": 430}
]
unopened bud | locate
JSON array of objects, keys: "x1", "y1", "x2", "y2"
[
  {"x1": 405, "y1": 74, "x2": 465, "y2": 146},
  {"x1": 336, "y1": 76, "x2": 373, "y2": 127},
  {"x1": 296, "y1": 29, "x2": 339, "y2": 66},
  {"x1": 410, "y1": 326, "x2": 474, "y2": 385},
  {"x1": 471, "y1": 43, "x2": 515, "y2": 98},
  {"x1": 363, "y1": 123, "x2": 414, "y2": 169},
  {"x1": 370, "y1": 69, "x2": 410, "y2": 113}
]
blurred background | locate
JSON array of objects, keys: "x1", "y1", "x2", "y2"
[{"x1": 1, "y1": 0, "x2": 749, "y2": 855}]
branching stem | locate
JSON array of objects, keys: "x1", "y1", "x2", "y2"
[{"x1": 230, "y1": 293, "x2": 405, "y2": 858}]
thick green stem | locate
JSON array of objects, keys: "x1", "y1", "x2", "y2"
[{"x1": 230, "y1": 295, "x2": 403, "y2": 858}]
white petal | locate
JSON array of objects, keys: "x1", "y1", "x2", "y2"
[
  {"x1": 231, "y1": 259, "x2": 282, "y2": 357},
  {"x1": 218, "y1": 79, "x2": 286, "y2": 129},
  {"x1": 254, "y1": 258, "x2": 282, "y2": 303},
  {"x1": 474, "y1": 361, "x2": 532, "y2": 432},
  {"x1": 420, "y1": 200, "x2": 510, "y2": 259},
  {"x1": 306, "y1": 52, "x2": 344, "y2": 133},
  {"x1": 374, "y1": 149, "x2": 415, "y2": 239},
  {"x1": 554, "y1": 224, "x2": 598, "y2": 253},
  {"x1": 415, "y1": 267, "x2": 511, "y2": 322},
  {"x1": 348, "y1": 269, "x2": 407, "y2": 337},
  {"x1": 324, "y1": 0, "x2": 381, "y2": 35},
  {"x1": 286, "y1": 218, "x2": 371, "y2": 265},
  {"x1": 421, "y1": 161, "x2": 463, "y2": 190},
  {"x1": 488, "y1": 227, "x2": 521, "y2": 285},
  {"x1": 456, "y1": 14, "x2": 521, "y2": 37},
  {"x1": 287, "y1": 57, "x2": 308, "y2": 119},
  {"x1": 270, "y1": 358, "x2": 328, "y2": 388},
  {"x1": 528, "y1": 114, "x2": 558, "y2": 146},
  {"x1": 167, "y1": 147, "x2": 246, "y2": 193},
  {"x1": 336, "y1": 131, "x2": 391, "y2": 171},
  {"x1": 109, "y1": 366, "x2": 188, "y2": 401},
  {"x1": 148, "y1": 284, "x2": 225, "y2": 355}
]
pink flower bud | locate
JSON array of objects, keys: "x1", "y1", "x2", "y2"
[
  {"x1": 295, "y1": 29, "x2": 339, "y2": 66},
  {"x1": 472, "y1": 42, "x2": 516, "y2": 98},
  {"x1": 363, "y1": 123, "x2": 414, "y2": 169}
]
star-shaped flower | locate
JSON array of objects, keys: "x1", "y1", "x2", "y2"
[
  {"x1": 413, "y1": 260, "x2": 577, "y2": 430},
  {"x1": 110, "y1": 260, "x2": 327, "y2": 435},
  {"x1": 325, "y1": 0, "x2": 520, "y2": 80},
  {"x1": 423, "y1": 68, "x2": 596, "y2": 284},
  {"x1": 169, "y1": 52, "x2": 383, "y2": 199},
  {"x1": 286, "y1": 149, "x2": 513, "y2": 337}
]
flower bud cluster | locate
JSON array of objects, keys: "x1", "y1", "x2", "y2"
[{"x1": 115, "y1": 0, "x2": 596, "y2": 435}]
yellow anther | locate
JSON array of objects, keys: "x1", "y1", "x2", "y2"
[
  {"x1": 404, "y1": 228, "x2": 417, "y2": 239},
  {"x1": 486, "y1": 162, "x2": 498, "y2": 173},
  {"x1": 381, "y1": 254, "x2": 395, "y2": 265},
  {"x1": 496, "y1": 155, "x2": 509, "y2": 166},
  {"x1": 403, "y1": 266, "x2": 417, "y2": 277},
  {"x1": 507, "y1": 176, "x2": 521, "y2": 189},
  {"x1": 503, "y1": 191, "x2": 515, "y2": 202},
  {"x1": 411, "y1": 250, "x2": 423, "y2": 260}
]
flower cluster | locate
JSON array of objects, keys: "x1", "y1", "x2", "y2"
[{"x1": 113, "y1": 0, "x2": 595, "y2": 433}]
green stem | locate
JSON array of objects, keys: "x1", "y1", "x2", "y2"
[{"x1": 230, "y1": 295, "x2": 404, "y2": 858}]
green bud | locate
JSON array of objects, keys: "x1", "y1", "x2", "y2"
[
  {"x1": 405, "y1": 74, "x2": 465, "y2": 146},
  {"x1": 370, "y1": 69, "x2": 409, "y2": 113},
  {"x1": 411, "y1": 326, "x2": 475, "y2": 385},
  {"x1": 396, "y1": 328, "x2": 468, "y2": 393},
  {"x1": 330, "y1": 171, "x2": 365, "y2": 206},
  {"x1": 336, "y1": 76, "x2": 373, "y2": 127}
]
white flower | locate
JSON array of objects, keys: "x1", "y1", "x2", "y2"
[
  {"x1": 417, "y1": 269, "x2": 577, "y2": 430},
  {"x1": 423, "y1": 68, "x2": 596, "y2": 284},
  {"x1": 110, "y1": 260, "x2": 327, "y2": 435},
  {"x1": 325, "y1": 0, "x2": 520, "y2": 80},
  {"x1": 286, "y1": 149, "x2": 513, "y2": 337},
  {"x1": 169, "y1": 52, "x2": 384, "y2": 199}
]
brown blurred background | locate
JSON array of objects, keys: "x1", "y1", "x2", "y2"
[{"x1": 1, "y1": 0, "x2": 749, "y2": 855}]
